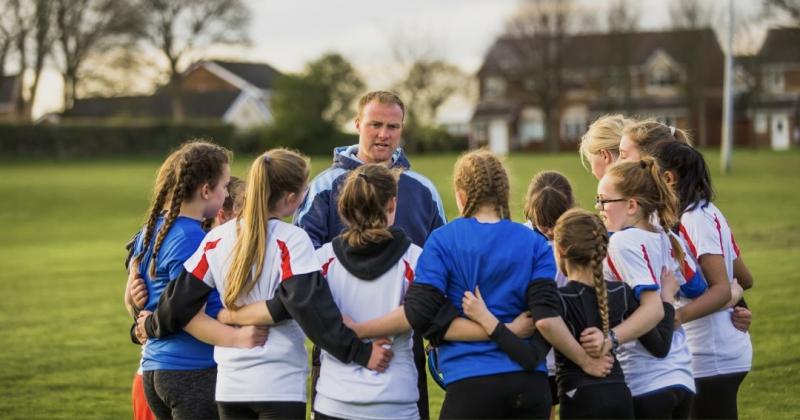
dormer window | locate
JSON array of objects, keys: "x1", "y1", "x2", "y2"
[
  {"x1": 484, "y1": 76, "x2": 507, "y2": 99},
  {"x1": 645, "y1": 50, "x2": 682, "y2": 92},
  {"x1": 764, "y1": 67, "x2": 785, "y2": 94}
]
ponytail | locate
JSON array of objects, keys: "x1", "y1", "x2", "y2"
[
  {"x1": 608, "y1": 157, "x2": 684, "y2": 264},
  {"x1": 339, "y1": 164, "x2": 399, "y2": 248},
  {"x1": 225, "y1": 149, "x2": 308, "y2": 309}
]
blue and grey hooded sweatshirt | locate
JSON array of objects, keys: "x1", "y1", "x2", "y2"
[{"x1": 294, "y1": 145, "x2": 446, "y2": 249}]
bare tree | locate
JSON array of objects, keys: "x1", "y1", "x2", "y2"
[
  {"x1": 763, "y1": 0, "x2": 800, "y2": 25},
  {"x1": 140, "y1": 0, "x2": 250, "y2": 121},
  {"x1": 393, "y1": 59, "x2": 467, "y2": 129},
  {"x1": 669, "y1": 0, "x2": 716, "y2": 29},
  {"x1": 53, "y1": 0, "x2": 142, "y2": 110},
  {"x1": 11, "y1": 0, "x2": 54, "y2": 121},
  {"x1": 0, "y1": 0, "x2": 18, "y2": 77},
  {"x1": 605, "y1": 0, "x2": 639, "y2": 113},
  {"x1": 504, "y1": 0, "x2": 582, "y2": 152}
]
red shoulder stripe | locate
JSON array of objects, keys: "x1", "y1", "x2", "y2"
[
  {"x1": 191, "y1": 238, "x2": 222, "y2": 281},
  {"x1": 403, "y1": 259, "x2": 414, "y2": 285},
  {"x1": 640, "y1": 244, "x2": 658, "y2": 284},
  {"x1": 678, "y1": 224, "x2": 698, "y2": 258},
  {"x1": 321, "y1": 257, "x2": 335, "y2": 278},
  {"x1": 276, "y1": 239, "x2": 293, "y2": 281},
  {"x1": 606, "y1": 256, "x2": 623, "y2": 281}
]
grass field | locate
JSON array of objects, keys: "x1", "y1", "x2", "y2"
[{"x1": 0, "y1": 149, "x2": 798, "y2": 419}]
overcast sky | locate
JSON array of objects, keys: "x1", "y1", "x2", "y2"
[{"x1": 32, "y1": 0, "x2": 769, "y2": 119}]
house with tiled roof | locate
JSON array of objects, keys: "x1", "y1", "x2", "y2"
[
  {"x1": 747, "y1": 28, "x2": 800, "y2": 150},
  {"x1": 471, "y1": 28, "x2": 725, "y2": 152},
  {"x1": 64, "y1": 60, "x2": 281, "y2": 130}
]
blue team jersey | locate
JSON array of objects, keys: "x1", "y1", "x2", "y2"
[
  {"x1": 134, "y1": 215, "x2": 223, "y2": 371},
  {"x1": 414, "y1": 218, "x2": 557, "y2": 385}
]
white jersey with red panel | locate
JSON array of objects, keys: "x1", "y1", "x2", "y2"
[
  {"x1": 182, "y1": 219, "x2": 319, "y2": 402},
  {"x1": 678, "y1": 201, "x2": 752, "y2": 377},
  {"x1": 603, "y1": 227, "x2": 696, "y2": 396},
  {"x1": 313, "y1": 241, "x2": 422, "y2": 420}
]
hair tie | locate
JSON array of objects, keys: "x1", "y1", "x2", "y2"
[
  {"x1": 640, "y1": 160, "x2": 647, "y2": 169},
  {"x1": 263, "y1": 154, "x2": 271, "y2": 164},
  {"x1": 669, "y1": 126, "x2": 676, "y2": 137},
  {"x1": 358, "y1": 172, "x2": 369, "y2": 183}
]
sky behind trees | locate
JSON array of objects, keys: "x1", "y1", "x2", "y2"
[{"x1": 28, "y1": 0, "x2": 768, "y2": 119}]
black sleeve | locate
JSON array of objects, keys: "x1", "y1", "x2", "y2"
[
  {"x1": 275, "y1": 271, "x2": 373, "y2": 368},
  {"x1": 143, "y1": 269, "x2": 213, "y2": 338},
  {"x1": 489, "y1": 324, "x2": 551, "y2": 370},
  {"x1": 527, "y1": 280, "x2": 562, "y2": 320},
  {"x1": 735, "y1": 297, "x2": 749, "y2": 309},
  {"x1": 635, "y1": 302, "x2": 676, "y2": 358},
  {"x1": 403, "y1": 283, "x2": 459, "y2": 346},
  {"x1": 124, "y1": 231, "x2": 139, "y2": 270}
]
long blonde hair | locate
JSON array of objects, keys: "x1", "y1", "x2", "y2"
[
  {"x1": 579, "y1": 114, "x2": 633, "y2": 169},
  {"x1": 554, "y1": 209, "x2": 611, "y2": 335},
  {"x1": 224, "y1": 149, "x2": 309, "y2": 310}
]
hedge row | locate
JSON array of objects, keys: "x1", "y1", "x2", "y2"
[
  {"x1": 0, "y1": 122, "x2": 468, "y2": 159},
  {"x1": 0, "y1": 122, "x2": 271, "y2": 159}
]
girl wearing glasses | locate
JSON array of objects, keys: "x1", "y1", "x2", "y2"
[
  {"x1": 651, "y1": 141, "x2": 753, "y2": 420},
  {"x1": 592, "y1": 158, "x2": 712, "y2": 419}
]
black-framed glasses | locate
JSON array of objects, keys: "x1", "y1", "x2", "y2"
[{"x1": 595, "y1": 196, "x2": 627, "y2": 210}]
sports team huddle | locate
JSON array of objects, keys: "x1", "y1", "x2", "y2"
[{"x1": 123, "y1": 91, "x2": 753, "y2": 420}]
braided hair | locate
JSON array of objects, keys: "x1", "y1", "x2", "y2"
[
  {"x1": 554, "y1": 208, "x2": 611, "y2": 335},
  {"x1": 453, "y1": 149, "x2": 510, "y2": 220},
  {"x1": 147, "y1": 140, "x2": 231, "y2": 278}
]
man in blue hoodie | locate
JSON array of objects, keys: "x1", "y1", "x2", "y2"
[{"x1": 296, "y1": 90, "x2": 445, "y2": 419}]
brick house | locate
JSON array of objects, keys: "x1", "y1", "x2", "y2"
[
  {"x1": 65, "y1": 60, "x2": 281, "y2": 130},
  {"x1": 471, "y1": 29, "x2": 725, "y2": 153},
  {"x1": 743, "y1": 28, "x2": 800, "y2": 150}
]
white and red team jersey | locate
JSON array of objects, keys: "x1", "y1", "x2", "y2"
[
  {"x1": 182, "y1": 219, "x2": 319, "y2": 402},
  {"x1": 313, "y1": 242, "x2": 422, "y2": 420},
  {"x1": 678, "y1": 201, "x2": 752, "y2": 378},
  {"x1": 603, "y1": 227, "x2": 696, "y2": 396}
]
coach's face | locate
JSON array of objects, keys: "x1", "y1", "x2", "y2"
[{"x1": 355, "y1": 100, "x2": 404, "y2": 165}]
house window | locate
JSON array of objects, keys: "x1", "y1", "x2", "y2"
[
  {"x1": 755, "y1": 114, "x2": 768, "y2": 134},
  {"x1": 523, "y1": 77, "x2": 536, "y2": 92},
  {"x1": 648, "y1": 66, "x2": 678, "y2": 88},
  {"x1": 645, "y1": 51, "x2": 681, "y2": 91},
  {"x1": 519, "y1": 107, "x2": 544, "y2": 144},
  {"x1": 484, "y1": 77, "x2": 506, "y2": 99},
  {"x1": 561, "y1": 105, "x2": 588, "y2": 141},
  {"x1": 764, "y1": 68, "x2": 785, "y2": 94}
]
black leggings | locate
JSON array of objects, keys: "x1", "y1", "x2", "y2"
[
  {"x1": 633, "y1": 386, "x2": 694, "y2": 419},
  {"x1": 559, "y1": 383, "x2": 634, "y2": 419},
  {"x1": 691, "y1": 372, "x2": 748, "y2": 419},
  {"x1": 142, "y1": 368, "x2": 218, "y2": 420},
  {"x1": 217, "y1": 401, "x2": 305, "y2": 420},
  {"x1": 439, "y1": 371, "x2": 551, "y2": 419}
]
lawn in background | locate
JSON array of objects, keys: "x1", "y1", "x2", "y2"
[{"x1": 0, "y1": 149, "x2": 798, "y2": 419}]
